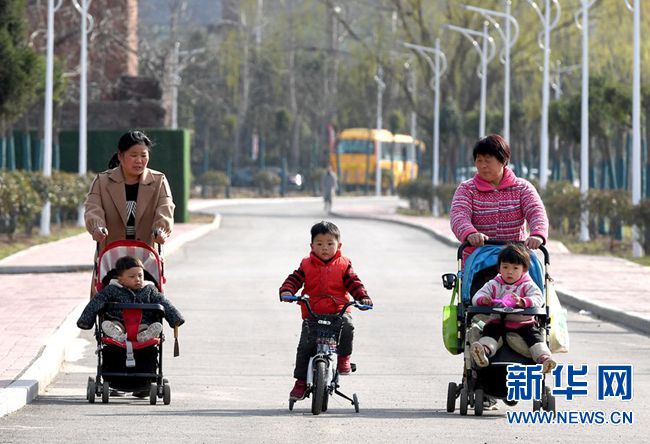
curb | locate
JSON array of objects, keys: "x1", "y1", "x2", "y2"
[
  {"x1": 0, "y1": 215, "x2": 222, "y2": 418},
  {"x1": 0, "y1": 301, "x2": 85, "y2": 417},
  {"x1": 332, "y1": 210, "x2": 650, "y2": 336},
  {"x1": 0, "y1": 214, "x2": 222, "y2": 275},
  {"x1": 0, "y1": 264, "x2": 93, "y2": 274},
  {"x1": 329, "y1": 211, "x2": 458, "y2": 248},
  {"x1": 555, "y1": 286, "x2": 650, "y2": 336}
]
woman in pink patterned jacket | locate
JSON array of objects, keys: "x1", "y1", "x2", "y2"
[{"x1": 449, "y1": 134, "x2": 549, "y2": 252}]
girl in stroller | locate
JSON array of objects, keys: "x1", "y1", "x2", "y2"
[{"x1": 469, "y1": 244, "x2": 556, "y2": 374}]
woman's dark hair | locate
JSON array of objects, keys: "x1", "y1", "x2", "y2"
[
  {"x1": 497, "y1": 243, "x2": 530, "y2": 271},
  {"x1": 472, "y1": 134, "x2": 511, "y2": 164},
  {"x1": 115, "y1": 256, "x2": 144, "y2": 275},
  {"x1": 310, "y1": 221, "x2": 340, "y2": 242},
  {"x1": 108, "y1": 130, "x2": 154, "y2": 169}
]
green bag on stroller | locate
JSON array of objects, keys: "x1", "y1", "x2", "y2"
[{"x1": 442, "y1": 284, "x2": 461, "y2": 355}]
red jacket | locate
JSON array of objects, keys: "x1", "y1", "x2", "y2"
[{"x1": 279, "y1": 250, "x2": 368, "y2": 319}]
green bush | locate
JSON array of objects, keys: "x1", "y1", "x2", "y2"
[
  {"x1": 0, "y1": 171, "x2": 42, "y2": 239},
  {"x1": 587, "y1": 189, "x2": 632, "y2": 239},
  {"x1": 0, "y1": 170, "x2": 91, "y2": 239},
  {"x1": 540, "y1": 181, "x2": 581, "y2": 235},
  {"x1": 254, "y1": 170, "x2": 281, "y2": 196},
  {"x1": 196, "y1": 170, "x2": 229, "y2": 197},
  {"x1": 625, "y1": 197, "x2": 650, "y2": 252}
]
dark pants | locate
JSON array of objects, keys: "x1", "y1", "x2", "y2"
[
  {"x1": 482, "y1": 321, "x2": 544, "y2": 348},
  {"x1": 293, "y1": 314, "x2": 354, "y2": 380}
]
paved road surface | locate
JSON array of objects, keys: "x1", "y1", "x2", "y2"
[{"x1": 0, "y1": 199, "x2": 647, "y2": 443}]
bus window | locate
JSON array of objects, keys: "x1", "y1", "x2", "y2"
[
  {"x1": 381, "y1": 144, "x2": 393, "y2": 160},
  {"x1": 338, "y1": 139, "x2": 373, "y2": 154}
]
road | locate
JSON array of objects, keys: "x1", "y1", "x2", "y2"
[{"x1": 0, "y1": 199, "x2": 648, "y2": 443}]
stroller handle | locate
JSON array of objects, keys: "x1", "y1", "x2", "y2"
[{"x1": 457, "y1": 240, "x2": 549, "y2": 265}]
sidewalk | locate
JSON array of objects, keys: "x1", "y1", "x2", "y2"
[
  {"x1": 0, "y1": 217, "x2": 220, "y2": 417},
  {"x1": 330, "y1": 197, "x2": 650, "y2": 336}
]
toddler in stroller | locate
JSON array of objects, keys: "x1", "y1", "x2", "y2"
[
  {"x1": 77, "y1": 240, "x2": 184, "y2": 404},
  {"x1": 442, "y1": 240, "x2": 556, "y2": 416},
  {"x1": 469, "y1": 243, "x2": 556, "y2": 373}
]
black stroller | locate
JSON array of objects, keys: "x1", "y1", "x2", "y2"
[
  {"x1": 85, "y1": 240, "x2": 172, "y2": 405},
  {"x1": 442, "y1": 240, "x2": 556, "y2": 416}
]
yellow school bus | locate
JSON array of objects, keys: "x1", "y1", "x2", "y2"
[{"x1": 331, "y1": 128, "x2": 425, "y2": 190}]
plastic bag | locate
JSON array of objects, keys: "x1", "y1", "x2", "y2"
[{"x1": 548, "y1": 285, "x2": 570, "y2": 353}]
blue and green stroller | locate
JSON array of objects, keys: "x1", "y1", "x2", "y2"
[{"x1": 441, "y1": 240, "x2": 556, "y2": 416}]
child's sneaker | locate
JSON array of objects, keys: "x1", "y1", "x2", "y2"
[
  {"x1": 538, "y1": 355, "x2": 557, "y2": 374},
  {"x1": 102, "y1": 321, "x2": 126, "y2": 343},
  {"x1": 470, "y1": 342, "x2": 490, "y2": 368},
  {"x1": 136, "y1": 322, "x2": 163, "y2": 342},
  {"x1": 337, "y1": 355, "x2": 352, "y2": 375},
  {"x1": 289, "y1": 379, "x2": 307, "y2": 400}
]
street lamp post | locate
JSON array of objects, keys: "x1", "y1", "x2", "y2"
[
  {"x1": 625, "y1": 0, "x2": 643, "y2": 257},
  {"x1": 170, "y1": 44, "x2": 205, "y2": 130},
  {"x1": 526, "y1": 0, "x2": 561, "y2": 190},
  {"x1": 40, "y1": 0, "x2": 63, "y2": 236},
  {"x1": 461, "y1": 1, "x2": 519, "y2": 143},
  {"x1": 443, "y1": 23, "x2": 496, "y2": 138},
  {"x1": 576, "y1": 0, "x2": 597, "y2": 242},
  {"x1": 74, "y1": 0, "x2": 94, "y2": 226},
  {"x1": 374, "y1": 67, "x2": 385, "y2": 197},
  {"x1": 403, "y1": 40, "x2": 448, "y2": 216}
]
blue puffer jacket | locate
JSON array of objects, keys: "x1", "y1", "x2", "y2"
[{"x1": 77, "y1": 281, "x2": 185, "y2": 329}]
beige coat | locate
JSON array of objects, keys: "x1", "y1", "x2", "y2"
[{"x1": 84, "y1": 166, "x2": 175, "y2": 249}]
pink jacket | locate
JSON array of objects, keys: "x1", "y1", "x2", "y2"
[
  {"x1": 472, "y1": 272, "x2": 544, "y2": 328},
  {"x1": 449, "y1": 167, "x2": 548, "y2": 245}
]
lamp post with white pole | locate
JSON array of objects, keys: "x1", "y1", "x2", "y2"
[
  {"x1": 40, "y1": 0, "x2": 64, "y2": 236},
  {"x1": 625, "y1": 0, "x2": 643, "y2": 257},
  {"x1": 526, "y1": 0, "x2": 561, "y2": 190},
  {"x1": 576, "y1": 0, "x2": 597, "y2": 242},
  {"x1": 461, "y1": 1, "x2": 519, "y2": 143},
  {"x1": 444, "y1": 23, "x2": 496, "y2": 138},
  {"x1": 403, "y1": 40, "x2": 448, "y2": 216},
  {"x1": 73, "y1": 0, "x2": 94, "y2": 226},
  {"x1": 374, "y1": 66, "x2": 385, "y2": 197}
]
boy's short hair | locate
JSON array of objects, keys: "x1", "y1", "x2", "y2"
[
  {"x1": 115, "y1": 256, "x2": 144, "y2": 275},
  {"x1": 497, "y1": 244, "x2": 530, "y2": 270},
  {"x1": 310, "y1": 221, "x2": 340, "y2": 242}
]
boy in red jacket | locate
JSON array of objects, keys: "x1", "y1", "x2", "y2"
[{"x1": 280, "y1": 221, "x2": 373, "y2": 401}]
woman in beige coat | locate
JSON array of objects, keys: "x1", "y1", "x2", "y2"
[{"x1": 84, "y1": 130, "x2": 175, "y2": 249}]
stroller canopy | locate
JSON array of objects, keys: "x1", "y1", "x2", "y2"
[
  {"x1": 97, "y1": 240, "x2": 163, "y2": 291},
  {"x1": 461, "y1": 244, "x2": 545, "y2": 304}
]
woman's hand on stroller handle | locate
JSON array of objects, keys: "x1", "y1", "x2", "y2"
[{"x1": 92, "y1": 226, "x2": 108, "y2": 242}]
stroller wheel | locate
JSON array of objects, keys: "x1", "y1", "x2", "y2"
[
  {"x1": 543, "y1": 386, "x2": 556, "y2": 416},
  {"x1": 163, "y1": 384, "x2": 171, "y2": 405},
  {"x1": 149, "y1": 383, "x2": 158, "y2": 405},
  {"x1": 459, "y1": 387, "x2": 469, "y2": 416},
  {"x1": 87, "y1": 378, "x2": 96, "y2": 404},
  {"x1": 474, "y1": 389, "x2": 484, "y2": 416},
  {"x1": 101, "y1": 381, "x2": 110, "y2": 404},
  {"x1": 446, "y1": 382, "x2": 457, "y2": 413}
]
